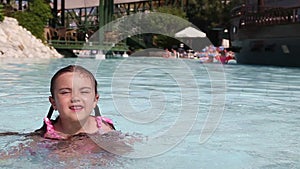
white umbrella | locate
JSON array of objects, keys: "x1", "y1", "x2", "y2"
[
  {"x1": 175, "y1": 26, "x2": 207, "y2": 38},
  {"x1": 175, "y1": 27, "x2": 212, "y2": 51}
]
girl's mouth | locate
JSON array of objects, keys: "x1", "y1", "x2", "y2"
[{"x1": 70, "y1": 105, "x2": 83, "y2": 111}]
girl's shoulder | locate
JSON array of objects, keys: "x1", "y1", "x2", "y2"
[{"x1": 95, "y1": 116, "x2": 116, "y2": 132}]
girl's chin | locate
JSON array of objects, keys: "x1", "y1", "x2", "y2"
[
  {"x1": 74, "y1": 114, "x2": 90, "y2": 121},
  {"x1": 62, "y1": 111, "x2": 90, "y2": 121}
]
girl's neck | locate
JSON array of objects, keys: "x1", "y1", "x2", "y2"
[{"x1": 55, "y1": 117, "x2": 94, "y2": 135}]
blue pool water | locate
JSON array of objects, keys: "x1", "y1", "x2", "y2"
[{"x1": 0, "y1": 57, "x2": 299, "y2": 168}]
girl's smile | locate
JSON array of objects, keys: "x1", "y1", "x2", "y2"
[
  {"x1": 70, "y1": 104, "x2": 84, "y2": 112},
  {"x1": 35, "y1": 65, "x2": 115, "y2": 139},
  {"x1": 49, "y1": 71, "x2": 99, "y2": 123}
]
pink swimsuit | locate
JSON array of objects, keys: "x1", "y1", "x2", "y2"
[{"x1": 44, "y1": 116, "x2": 113, "y2": 139}]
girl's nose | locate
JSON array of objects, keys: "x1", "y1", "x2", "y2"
[{"x1": 71, "y1": 93, "x2": 80, "y2": 103}]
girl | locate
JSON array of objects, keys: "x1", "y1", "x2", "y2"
[{"x1": 36, "y1": 65, "x2": 115, "y2": 139}]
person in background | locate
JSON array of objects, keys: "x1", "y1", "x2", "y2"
[{"x1": 219, "y1": 50, "x2": 227, "y2": 64}]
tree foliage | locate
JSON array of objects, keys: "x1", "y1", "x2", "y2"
[
  {"x1": 0, "y1": 4, "x2": 4, "y2": 22},
  {"x1": 150, "y1": 6, "x2": 191, "y2": 49},
  {"x1": 152, "y1": 6, "x2": 190, "y2": 36},
  {"x1": 188, "y1": 0, "x2": 243, "y2": 30},
  {"x1": 12, "y1": 0, "x2": 52, "y2": 41},
  {"x1": 115, "y1": 5, "x2": 190, "y2": 50}
]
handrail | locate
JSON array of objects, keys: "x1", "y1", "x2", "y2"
[
  {"x1": 232, "y1": 5, "x2": 300, "y2": 27},
  {"x1": 49, "y1": 40, "x2": 128, "y2": 51},
  {"x1": 231, "y1": 4, "x2": 300, "y2": 16}
]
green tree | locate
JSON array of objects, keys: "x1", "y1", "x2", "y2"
[
  {"x1": 143, "y1": 6, "x2": 190, "y2": 49},
  {"x1": 0, "y1": 4, "x2": 4, "y2": 22},
  {"x1": 116, "y1": 5, "x2": 190, "y2": 50},
  {"x1": 13, "y1": 0, "x2": 52, "y2": 41},
  {"x1": 186, "y1": 0, "x2": 242, "y2": 45},
  {"x1": 188, "y1": 0, "x2": 243, "y2": 30},
  {"x1": 151, "y1": 6, "x2": 189, "y2": 36},
  {"x1": 30, "y1": 0, "x2": 53, "y2": 24}
]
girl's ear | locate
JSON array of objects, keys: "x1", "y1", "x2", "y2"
[
  {"x1": 49, "y1": 96, "x2": 57, "y2": 110},
  {"x1": 93, "y1": 94, "x2": 99, "y2": 108}
]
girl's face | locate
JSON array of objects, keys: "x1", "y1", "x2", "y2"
[{"x1": 49, "y1": 72, "x2": 99, "y2": 122}]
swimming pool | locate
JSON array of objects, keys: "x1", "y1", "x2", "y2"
[{"x1": 0, "y1": 57, "x2": 299, "y2": 168}]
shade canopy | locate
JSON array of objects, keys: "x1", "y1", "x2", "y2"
[{"x1": 175, "y1": 27, "x2": 206, "y2": 38}]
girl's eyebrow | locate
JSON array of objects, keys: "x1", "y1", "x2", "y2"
[
  {"x1": 57, "y1": 87, "x2": 92, "y2": 92},
  {"x1": 80, "y1": 87, "x2": 92, "y2": 90}
]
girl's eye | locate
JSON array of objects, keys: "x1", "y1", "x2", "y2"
[
  {"x1": 60, "y1": 90, "x2": 71, "y2": 94},
  {"x1": 81, "y1": 90, "x2": 91, "y2": 94}
]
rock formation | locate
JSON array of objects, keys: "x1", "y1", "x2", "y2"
[{"x1": 0, "y1": 17, "x2": 62, "y2": 58}]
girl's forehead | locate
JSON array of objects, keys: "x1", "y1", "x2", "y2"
[
  {"x1": 61, "y1": 71, "x2": 92, "y2": 78},
  {"x1": 56, "y1": 72, "x2": 95, "y2": 84}
]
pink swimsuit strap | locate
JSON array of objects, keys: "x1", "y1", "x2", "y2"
[
  {"x1": 44, "y1": 116, "x2": 114, "y2": 139},
  {"x1": 95, "y1": 116, "x2": 113, "y2": 128},
  {"x1": 44, "y1": 117, "x2": 62, "y2": 139}
]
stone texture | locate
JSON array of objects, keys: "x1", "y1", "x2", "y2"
[{"x1": 0, "y1": 17, "x2": 62, "y2": 58}]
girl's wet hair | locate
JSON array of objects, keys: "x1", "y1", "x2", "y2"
[
  {"x1": 35, "y1": 65, "x2": 114, "y2": 135},
  {"x1": 50, "y1": 65, "x2": 98, "y2": 97},
  {"x1": 49, "y1": 65, "x2": 100, "y2": 117}
]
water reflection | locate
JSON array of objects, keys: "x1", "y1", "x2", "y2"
[
  {"x1": 0, "y1": 58, "x2": 299, "y2": 168},
  {"x1": 0, "y1": 131, "x2": 141, "y2": 168}
]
